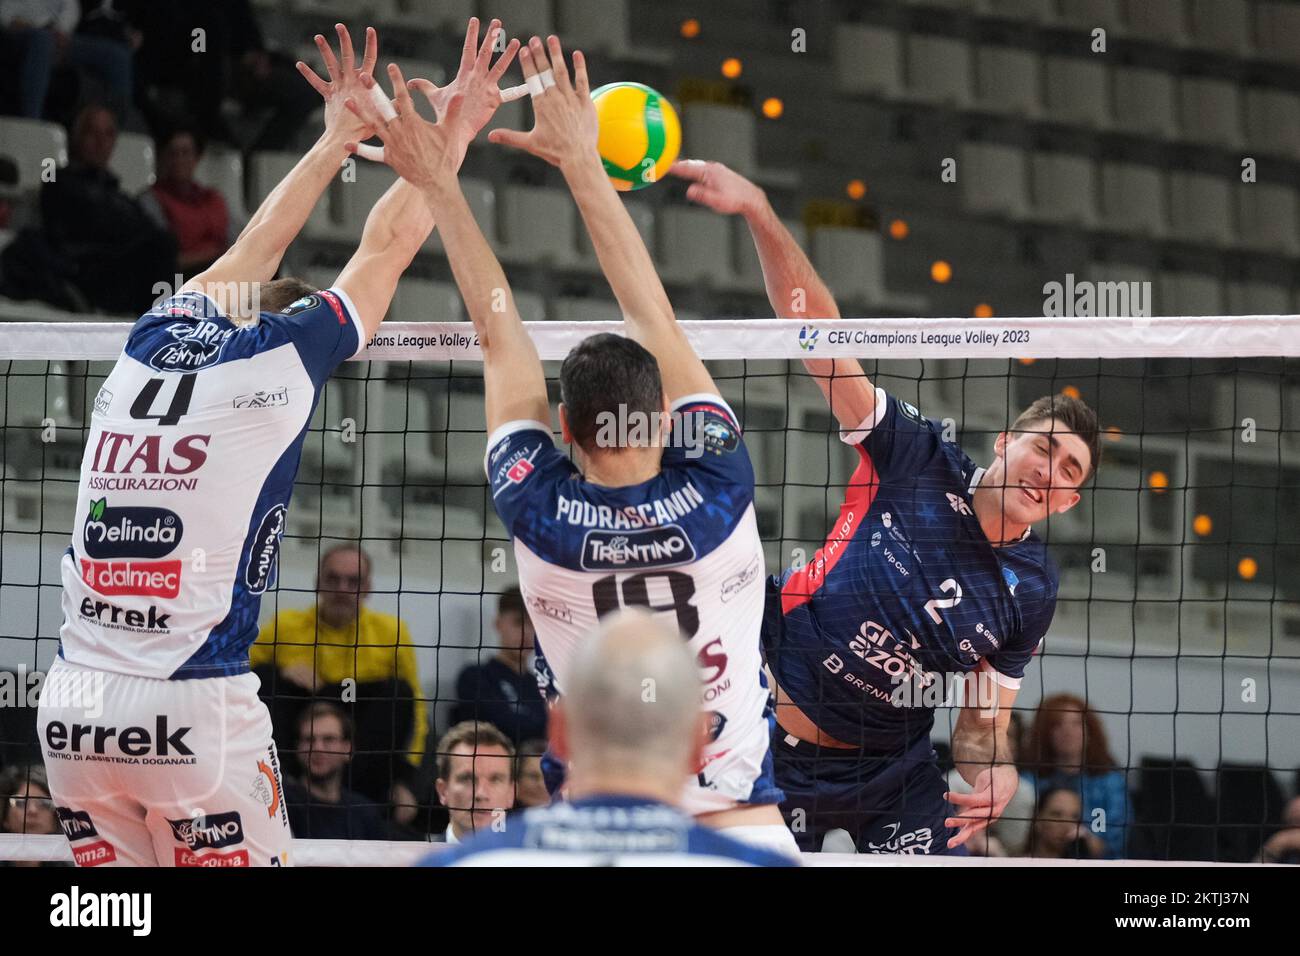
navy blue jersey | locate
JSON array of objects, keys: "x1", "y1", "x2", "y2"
[
  {"x1": 766, "y1": 388, "x2": 1058, "y2": 749},
  {"x1": 60, "y1": 288, "x2": 362, "y2": 679},
  {"x1": 486, "y1": 395, "x2": 779, "y2": 814},
  {"x1": 419, "y1": 795, "x2": 795, "y2": 866}
]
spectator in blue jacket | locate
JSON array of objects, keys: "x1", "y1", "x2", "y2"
[
  {"x1": 451, "y1": 587, "x2": 547, "y2": 745},
  {"x1": 1021, "y1": 693, "x2": 1130, "y2": 858}
]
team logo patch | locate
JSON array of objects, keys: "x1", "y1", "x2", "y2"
[
  {"x1": 93, "y1": 387, "x2": 113, "y2": 416},
  {"x1": 244, "y1": 505, "x2": 286, "y2": 593},
  {"x1": 580, "y1": 526, "x2": 697, "y2": 570},
  {"x1": 148, "y1": 320, "x2": 237, "y2": 372},
  {"x1": 281, "y1": 294, "x2": 321, "y2": 315},
  {"x1": 56, "y1": 807, "x2": 99, "y2": 841},
  {"x1": 720, "y1": 556, "x2": 760, "y2": 602},
  {"x1": 506, "y1": 458, "x2": 534, "y2": 484},
  {"x1": 82, "y1": 498, "x2": 182, "y2": 559},
  {"x1": 526, "y1": 595, "x2": 572, "y2": 624},
  {"x1": 898, "y1": 399, "x2": 925, "y2": 425},
  {"x1": 80, "y1": 558, "x2": 182, "y2": 598},
  {"x1": 167, "y1": 811, "x2": 245, "y2": 850},
  {"x1": 700, "y1": 416, "x2": 740, "y2": 455}
]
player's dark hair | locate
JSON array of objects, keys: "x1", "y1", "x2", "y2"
[
  {"x1": 498, "y1": 585, "x2": 526, "y2": 619},
  {"x1": 259, "y1": 277, "x2": 319, "y2": 314},
  {"x1": 559, "y1": 333, "x2": 664, "y2": 452},
  {"x1": 1010, "y1": 394, "x2": 1101, "y2": 485},
  {"x1": 298, "y1": 701, "x2": 354, "y2": 744}
]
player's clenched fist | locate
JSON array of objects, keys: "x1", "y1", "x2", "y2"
[{"x1": 488, "y1": 35, "x2": 598, "y2": 173}]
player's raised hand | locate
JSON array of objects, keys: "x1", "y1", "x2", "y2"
[
  {"x1": 488, "y1": 35, "x2": 598, "y2": 173},
  {"x1": 669, "y1": 160, "x2": 766, "y2": 218},
  {"x1": 343, "y1": 64, "x2": 465, "y2": 193},
  {"x1": 297, "y1": 24, "x2": 381, "y2": 144},
  {"x1": 406, "y1": 17, "x2": 521, "y2": 143},
  {"x1": 943, "y1": 763, "x2": 1019, "y2": 849}
]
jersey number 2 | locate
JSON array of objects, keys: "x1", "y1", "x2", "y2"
[
  {"x1": 591, "y1": 571, "x2": 700, "y2": 638},
  {"x1": 924, "y1": 578, "x2": 962, "y2": 624}
]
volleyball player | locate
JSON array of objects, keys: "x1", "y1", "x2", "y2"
[
  {"x1": 671, "y1": 158, "x2": 1100, "y2": 854},
  {"x1": 345, "y1": 36, "x2": 796, "y2": 856},
  {"x1": 35, "y1": 20, "x2": 517, "y2": 867}
]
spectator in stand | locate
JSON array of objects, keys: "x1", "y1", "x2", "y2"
[
  {"x1": 1258, "y1": 795, "x2": 1300, "y2": 864},
  {"x1": 251, "y1": 544, "x2": 427, "y2": 822},
  {"x1": 0, "y1": 0, "x2": 133, "y2": 120},
  {"x1": 139, "y1": 123, "x2": 231, "y2": 273},
  {"x1": 1027, "y1": 786, "x2": 1105, "y2": 859},
  {"x1": 514, "y1": 738, "x2": 550, "y2": 809},
  {"x1": 1021, "y1": 693, "x2": 1129, "y2": 859},
  {"x1": 39, "y1": 102, "x2": 176, "y2": 313},
  {"x1": 451, "y1": 586, "x2": 547, "y2": 745},
  {"x1": 124, "y1": 0, "x2": 317, "y2": 149},
  {"x1": 432, "y1": 721, "x2": 515, "y2": 844},
  {"x1": 283, "y1": 702, "x2": 389, "y2": 841},
  {"x1": 1, "y1": 764, "x2": 70, "y2": 867},
  {"x1": 945, "y1": 710, "x2": 1035, "y2": 856}
]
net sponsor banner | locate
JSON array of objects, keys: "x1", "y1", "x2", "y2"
[{"x1": 2, "y1": 316, "x2": 1298, "y2": 361}]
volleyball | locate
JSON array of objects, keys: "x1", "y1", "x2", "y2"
[{"x1": 591, "y1": 81, "x2": 681, "y2": 192}]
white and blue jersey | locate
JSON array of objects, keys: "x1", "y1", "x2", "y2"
[
  {"x1": 486, "y1": 395, "x2": 780, "y2": 815},
  {"x1": 420, "y1": 795, "x2": 796, "y2": 866},
  {"x1": 766, "y1": 388, "x2": 1059, "y2": 751},
  {"x1": 59, "y1": 288, "x2": 363, "y2": 679}
]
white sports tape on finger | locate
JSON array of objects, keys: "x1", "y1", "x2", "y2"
[
  {"x1": 500, "y1": 83, "x2": 529, "y2": 102},
  {"x1": 368, "y1": 82, "x2": 398, "y2": 122},
  {"x1": 525, "y1": 73, "x2": 545, "y2": 97},
  {"x1": 538, "y1": 69, "x2": 556, "y2": 89},
  {"x1": 354, "y1": 143, "x2": 384, "y2": 163}
]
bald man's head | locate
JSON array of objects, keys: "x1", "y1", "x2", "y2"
[{"x1": 561, "y1": 610, "x2": 703, "y2": 782}]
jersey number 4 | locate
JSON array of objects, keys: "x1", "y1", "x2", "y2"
[
  {"x1": 130, "y1": 374, "x2": 196, "y2": 427},
  {"x1": 591, "y1": 571, "x2": 700, "y2": 639}
]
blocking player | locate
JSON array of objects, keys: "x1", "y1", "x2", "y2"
[
  {"x1": 347, "y1": 36, "x2": 795, "y2": 856},
  {"x1": 36, "y1": 20, "x2": 517, "y2": 867},
  {"x1": 670, "y1": 158, "x2": 1099, "y2": 854}
]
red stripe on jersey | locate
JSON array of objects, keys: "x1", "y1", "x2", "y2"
[
  {"x1": 780, "y1": 443, "x2": 880, "y2": 614},
  {"x1": 677, "y1": 401, "x2": 739, "y2": 432},
  {"x1": 319, "y1": 289, "x2": 348, "y2": 326}
]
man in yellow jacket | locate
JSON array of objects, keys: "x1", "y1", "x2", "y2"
[{"x1": 251, "y1": 544, "x2": 427, "y2": 819}]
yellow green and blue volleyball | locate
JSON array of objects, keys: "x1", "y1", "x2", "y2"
[{"x1": 591, "y1": 82, "x2": 682, "y2": 192}]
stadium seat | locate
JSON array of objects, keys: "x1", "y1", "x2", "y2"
[
  {"x1": 499, "y1": 184, "x2": 579, "y2": 266},
  {"x1": 658, "y1": 206, "x2": 734, "y2": 285},
  {"x1": 810, "y1": 227, "x2": 885, "y2": 307},
  {"x1": 248, "y1": 151, "x2": 332, "y2": 238},
  {"x1": 958, "y1": 142, "x2": 1030, "y2": 219},
  {"x1": 979, "y1": 0, "x2": 1054, "y2": 23},
  {"x1": 109, "y1": 131, "x2": 155, "y2": 195},
  {"x1": 481, "y1": 0, "x2": 554, "y2": 40},
  {"x1": 1188, "y1": 0, "x2": 1252, "y2": 56},
  {"x1": 905, "y1": 35, "x2": 973, "y2": 108},
  {"x1": 1099, "y1": 162, "x2": 1168, "y2": 237},
  {"x1": 557, "y1": 0, "x2": 628, "y2": 56},
  {"x1": 974, "y1": 46, "x2": 1041, "y2": 117},
  {"x1": 1226, "y1": 281, "x2": 1290, "y2": 315},
  {"x1": 1244, "y1": 87, "x2": 1300, "y2": 158},
  {"x1": 578, "y1": 199, "x2": 652, "y2": 266},
  {"x1": 551, "y1": 297, "x2": 622, "y2": 323},
  {"x1": 195, "y1": 145, "x2": 247, "y2": 224},
  {"x1": 832, "y1": 24, "x2": 904, "y2": 99},
  {"x1": 1029, "y1": 152, "x2": 1098, "y2": 227},
  {"x1": 1237, "y1": 183, "x2": 1300, "y2": 256},
  {"x1": 1178, "y1": 77, "x2": 1243, "y2": 148},
  {"x1": 1121, "y1": 0, "x2": 1189, "y2": 44},
  {"x1": 1254, "y1": 1, "x2": 1300, "y2": 65},
  {"x1": 682, "y1": 103, "x2": 756, "y2": 178},
  {"x1": 1214, "y1": 764, "x2": 1287, "y2": 863},
  {"x1": 1158, "y1": 272, "x2": 1225, "y2": 317},
  {"x1": 1167, "y1": 172, "x2": 1234, "y2": 245},
  {"x1": 1055, "y1": 0, "x2": 1122, "y2": 30},
  {"x1": 1043, "y1": 55, "x2": 1111, "y2": 128},
  {"x1": 0, "y1": 117, "x2": 67, "y2": 193},
  {"x1": 1130, "y1": 758, "x2": 1216, "y2": 862},
  {"x1": 336, "y1": 161, "x2": 398, "y2": 240},
  {"x1": 1112, "y1": 66, "x2": 1178, "y2": 139},
  {"x1": 397, "y1": 279, "x2": 463, "y2": 323},
  {"x1": 377, "y1": 0, "x2": 475, "y2": 30}
]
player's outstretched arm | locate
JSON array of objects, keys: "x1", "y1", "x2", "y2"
[
  {"x1": 332, "y1": 21, "x2": 520, "y2": 342},
  {"x1": 945, "y1": 682, "x2": 1021, "y2": 850},
  {"x1": 670, "y1": 159, "x2": 878, "y2": 432},
  {"x1": 345, "y1": 62, "x2": 547, "y2": 432},
  {"x1": 184, "y1": 25, "x2": 380, "y2": 314},
  {"x1": 488, "y1": 36, "x2": 716, "y2": 402}
]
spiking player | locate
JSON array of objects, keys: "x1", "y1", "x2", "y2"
[
  {"x1": 347, "y1": 35, "x2": 796, "y2": 857},
  {"x1": 36, "y1": 20, "x2": 518, "y2": 867},
  {"x1": 670, "y1": 158, "x2": 1099, "y2": 854}
]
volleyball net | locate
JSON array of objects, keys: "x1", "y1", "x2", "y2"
[{"x1": 1, "y1": 314, "x2": 1297, "y2": 864}]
